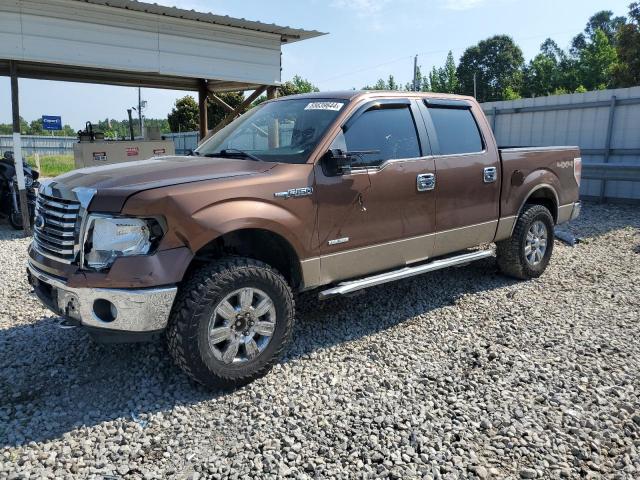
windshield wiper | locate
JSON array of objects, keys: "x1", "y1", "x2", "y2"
[{"x1": 204, "y1": 148, "x2": 263, "y2": 162}]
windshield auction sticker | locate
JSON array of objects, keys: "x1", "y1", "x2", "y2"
[{"x1": 304, "y1": 102, "x2": 344, "y2": 111}]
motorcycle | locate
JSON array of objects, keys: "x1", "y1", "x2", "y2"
[{"x1": 0, "y1": 151, "x2": 39, "y2": 230}]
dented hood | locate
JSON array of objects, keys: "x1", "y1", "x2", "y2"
[{"x1": 52, "y1": 155, "x2": 275, "y2": 212}]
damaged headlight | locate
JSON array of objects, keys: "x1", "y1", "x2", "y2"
[{"x1": 82, "y1": 215, "x2": 164, "y2": 270}]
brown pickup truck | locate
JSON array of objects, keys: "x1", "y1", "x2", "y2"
[{"x1": 27, "y1": 91, "x2": 581, "y2": 387}]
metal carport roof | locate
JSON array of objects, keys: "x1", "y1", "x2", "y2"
[
  {"x1": 0, "y1": 0, "x2": 326, "y2": 233},
  {"x1": 0, "y1": 0, "x2": 325, "y2": 91}
]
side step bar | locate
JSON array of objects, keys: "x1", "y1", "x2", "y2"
[{"x1": 318, "y1": 249, "x2": 494, "y2": 300}]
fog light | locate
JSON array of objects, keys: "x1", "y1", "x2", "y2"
[{"x1": 93, "y1": 299, "x2": 117, "y2": 323}]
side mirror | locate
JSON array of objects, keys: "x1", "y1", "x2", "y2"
[{"x1": 322, "y1": 149, "x2": 352, "y2": 176}]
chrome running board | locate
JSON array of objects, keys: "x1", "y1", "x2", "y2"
[{"x1": 318, "y1": 249, "x2": 494, "y2": 299}]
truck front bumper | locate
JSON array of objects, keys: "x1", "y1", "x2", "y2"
[{"x1": 27, "y1": 262, "x2": 177, "y2": 341}]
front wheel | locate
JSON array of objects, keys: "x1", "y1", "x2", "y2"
[
  {"x1": 9, "y1": 209, "x2": 23, "y2": 230},
  {"x1": 166, "y1": 257, "x2": 295, "y2": 389},
  {"x1": 496, "y1": 204, "x2": 554, "y2": 280}
]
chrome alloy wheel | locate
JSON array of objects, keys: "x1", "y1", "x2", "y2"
[
  {"x1": 525, "y1": 220, "x2": 548, "y2": 266},
  {"x1": 208, "y1": 287, "x2": 276, "y2": 364}
]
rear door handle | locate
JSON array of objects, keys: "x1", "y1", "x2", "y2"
[
  {"x1": 484, "y1": 167, "x2": 497, "y2": 183},
  {"x1": 417, "y1": 173, "x2": 435, "y2": 192}
]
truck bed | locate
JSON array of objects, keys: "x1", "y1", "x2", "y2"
[{"x1": 498, "y1": 145, "x2": 581, "y2": 221}]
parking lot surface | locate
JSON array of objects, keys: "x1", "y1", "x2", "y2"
[{"x1": 1, "y1": 203, "x2": 639, "y2": 479}]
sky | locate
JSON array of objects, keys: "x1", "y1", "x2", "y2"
[{"x1": 0, "y1": 0, "x2": 632, "y2": 130}]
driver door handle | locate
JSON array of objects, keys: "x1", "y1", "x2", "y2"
[{"x1": 417, "y1": 173, "x2": 436, "y2": 192}]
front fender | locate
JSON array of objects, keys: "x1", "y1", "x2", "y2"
[{"x1": 189, "y1": 199, "x2": 311, "y2": 258}]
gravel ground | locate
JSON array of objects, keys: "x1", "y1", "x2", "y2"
[{"x1": 1, "y1": 202, "x2": 639, "y2": 479}]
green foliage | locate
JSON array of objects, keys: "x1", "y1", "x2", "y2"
[
  {"x1": 363, "y1": 3, "x2": 639, "y2": 102},
  {"x1": 502, "y1": 86, "x2": 521, "y2": 100},
  {"x1": 208, "y1": 92, "x2": 244, "y2": 129},
  {"x1": 278, "y1": 75, "x2": 320, "y2": 96},
  {"x1": 405, "y1": 65, "x2": 429, "y2": 91},
  {"x1": 572, "y1": 10, "x2": 627, "y2": 54},
  {"x1": 429, "y1": 51, "x2": 460, "y2": 94},
  {"x1": 578, "y1": 29, "x2": 618, "y2": 90},
  {"x1": 457, "y1": 35, "x2": 524, "y2": 102},
  {"x1": 253, "y1": 75, "x2": 319, "y2": 106},
  {"x1": 96, "y1": 117, "x2": 170, "y2": 139},
  {"x1": 26, "y1": 154, "x2": 74, "y2": 177},
  {"x1": 167, "y1": 96, "x2": 199, "y2": 133},
  {"x1": 522, "y1": 39, "x2": 581, "y2": 97},
  {"x1": 363, "y1": 75, "x2": 400, "y2": 90},
  {"x1": 613, "y1": 2, "x2": 640, "y2": 87},
  {"x1": 0, "y1": 117, "x2": 75, "y2": 136}
]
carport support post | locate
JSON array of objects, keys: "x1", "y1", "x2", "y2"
[
  {"x1": 9, "y1": 61, "x2": 32, "y2": 235},
  {"x1": 599, "y1": 95, "x2": 616, "y2": 203},
  {"x1": 198, "y1": 80, "x2": 209, "y2": 142},
  {"x1": 266, "y1": 87, "x2": 279, "y2": 148}
]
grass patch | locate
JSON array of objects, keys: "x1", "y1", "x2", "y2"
[{"x1": 26, "y1": 154, "x2": 75, "y2": 177}]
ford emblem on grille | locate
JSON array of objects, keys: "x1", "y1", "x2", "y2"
[{"x1": 34, "y1": 214, "x2": 45, "y2": 230}]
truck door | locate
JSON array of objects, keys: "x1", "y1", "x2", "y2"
[
  {"x1": 418, "y1": 99, "x2": 500, "y2": 257},
  {"x1": 314, "y1": 99, "x2": 436, "y2": 284}
]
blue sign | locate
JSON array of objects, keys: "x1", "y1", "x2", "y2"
[{"x1": 42, "y1": 115, "x2": 62, "y2": 131}]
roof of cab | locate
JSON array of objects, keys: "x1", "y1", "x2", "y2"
[{"x1": 274, "y1": 90, "x2": 476, "y2": 102}]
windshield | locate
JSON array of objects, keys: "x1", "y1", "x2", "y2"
[{"x1": 196, "y1": 98, "x2": 348, "y2": 164}]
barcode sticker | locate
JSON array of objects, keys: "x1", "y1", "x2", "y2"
[{"x1": 304, "y1": 102, "x2": 344, "y2": 111}]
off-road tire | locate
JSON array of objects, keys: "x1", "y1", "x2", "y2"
[
  {"x1": 166, "y1": 257, "x2": 295, "y2": 389},
  {"x1": 496, "y1": 204, "x2": 554, "y2": 280}
]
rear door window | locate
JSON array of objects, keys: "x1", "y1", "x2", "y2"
[
  {"x1": 333, "y1": 106, "x2": 421, "y2": 167},
  {"x1": 427, "y1": 106, "x2": 484, "y2": 155}
]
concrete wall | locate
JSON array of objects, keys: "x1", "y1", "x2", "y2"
[{"x1": 482, "y1": 86, "x2": 640, "y2": 202}]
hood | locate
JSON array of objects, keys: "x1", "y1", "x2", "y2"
[{"x1": 52, "y1": 155, "x2": 275, "y2": 212}]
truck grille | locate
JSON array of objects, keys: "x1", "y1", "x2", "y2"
[{"x1": 33, "y1": 193, "x2": 80, "y2": 263}]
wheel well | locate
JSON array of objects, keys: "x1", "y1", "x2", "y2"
[
  {"x1": 524, "y1": 188, "x2": 558, "y2": 223},
  {"x1": 188, "y1": 229, "x2": 303, "y2": 290}
]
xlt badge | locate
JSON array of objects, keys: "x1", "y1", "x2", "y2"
[{"x1": 274, "y1": 187, "x2": 313, "y2": 199}]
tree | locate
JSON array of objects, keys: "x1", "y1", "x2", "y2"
[
  {"x1": 457, "y1": 35, "x2": 524, "y2": 102},
  {"x1": 613, "y1": 2, "x2": 640, "y2": 87},
  {"x1": 405, "y1": 65, "x2": 429, "y2": 91},
  {"x1": 167, "y1": 96, "x2": 199, "y2": 133},
  {"x1": 278, "y1": 75, "x2": 319, "y2": 96},
  {"x1": 578, "y1": 29, "x2": 618, "y2": 90},
  {"x1": 363, "y1": 75, "x2": 400, "y2": 90},
  {"x1": 253, "y1": 75, "x2": 319, "y2": 105},
  {"x1": 584, "y1": 10, "x2": 626, "y2": 45},
  {"x1": 522, "y1": 39, "x2": 580, "y2": 97},
  {"x1": 429, "y1": 51, "x2": 459, "y2": 94},
  {"x1": 29, "y1": 119, "x2": 44, "y2": 135},
  {"x1": 207, "y1": 92, "x2": 244, "y2": 129}
]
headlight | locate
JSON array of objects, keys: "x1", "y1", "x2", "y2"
[{"x1": 83, "y1": 215, "x2": 164, "y2": 270}]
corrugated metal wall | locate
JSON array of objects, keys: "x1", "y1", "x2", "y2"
[
  {"x1": 161, "y1": 132, "x2": 200, "y2": 155},
  {"x1": 0, "y1": 135, "x2": 76, "y2": 156},
  {"x1": 482, "y1": 86, "x2": 640, "y2": 202}
]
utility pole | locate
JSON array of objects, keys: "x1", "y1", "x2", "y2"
[
  {"x1": 473, "y1": 73, "x2": 477, "y2": 99},
  {"x1": 9, "y1": 61, "x2": 32, "y2": 235},
  {"x1": 138, "y1": 87, "x2": 144, "y2": 138},
  {"x1": 413, "y1": 55, "x2": 419, "y2": 92}
]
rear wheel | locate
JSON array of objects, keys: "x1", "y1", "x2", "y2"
[
  {"x1": 496, "y1": 204, "x2": 554, "y2": 280},
  {"x1": 166, "y1": 257, "x2": 295, "y2": 389}
]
